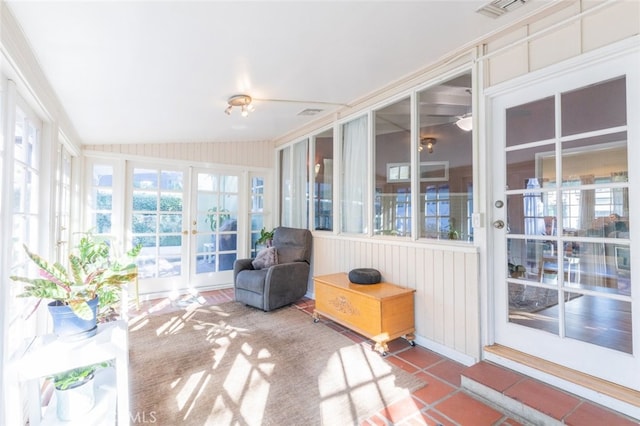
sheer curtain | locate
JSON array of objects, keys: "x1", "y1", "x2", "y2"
[
  {"x1": 341, "y1": 116, "x2": 368, "y2": 233},
  {"x1": 291, "y1": 139, "x2": 309, "y2": 228},
  {"x1": 280, "y1": 147, "x2": 291, "y2": 226},
  {"x1": 579, "y1": 174, "x2": 595, "y2": 230},
  {"x1": 524, "y1": 178, "x2": 544, "y2": 235}
]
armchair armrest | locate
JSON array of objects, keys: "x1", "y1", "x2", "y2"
[
  {"x1": 263, "y1": 262, "x2": 310, "y2": 310},
  {"x1": 234, "y1": 258, "x2": 255, "y2": 282}
]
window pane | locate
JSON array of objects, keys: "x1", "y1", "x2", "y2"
[
  {"x1": 291, "y1": 139, "x2": 309, "y2": 229},
  {"x1": 561, "y1": 76, "x2": 626, "y2": 136},
  {"x1": 374, "y1": 97, "x2": 411, "y2": 237},
  {"x1": 280, "y1": 147, "x2": 291, "y2": 225},
  {"x1": 418, "y1": 73, "x2": 473, "y2": 241},
  {"x1": 341, "y1": 116, "x2": 368, "y2": 234},
  {"x1": 133, "y1": 168, "x2": 158, "y2": 189},
  {"x1": 561, "y1": 133, "x2": 627, "y2": 185},
  {"x1": 313, "y1": 129, "x2": 333, "y2": 231},
  {"x1": 506, "y1": 96, "x2": 554, "y2": 146}
]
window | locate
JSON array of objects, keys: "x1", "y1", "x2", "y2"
[
  {"x1": 249, "y1": 174, "x2": 268, "y2": 256},
  {"x1": 341, "y1": 115, "x2": 368, "y2": 234},
  {"x1": 313, "y1": 129, "x2": 333, "y2": 231},
  {"x1": 280, "y1": 139, "x2": 309, "y2": 228},
  {"x1": 8, "y1": 103, "x2": 43, "y2": 356},
  {"x1": 278, "y1": 72, "x2": 474, "y2": 242},
  {"x1": 374, "y1": 97, "x2": 411, "y2": 237},
  {"x1": 88, "y1": 163, "x2": 115, "y2": 235},
  {"x1": 418, "y1": 73, "x2": 473, "y2": 241}
]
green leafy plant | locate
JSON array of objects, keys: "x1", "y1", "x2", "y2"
[
  {"x1": 51, "y1": 361, "x2": 110, "y2": 390},
  {"x1": 10, "y1": 232, "x2": 141, "y2": 321},
  {"x1": 205, "y1": 207, "x2": 231, "y2": 232},
  {"x1": 444, "y1": 219, "x2": 459, "y2": 240},
  {"x1": 256, "y1": 227, "x2": 275, "y2": 247}
]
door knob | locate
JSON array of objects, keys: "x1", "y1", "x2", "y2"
[{"x1": 493, "y1": 220, "x2": 505, "y2": 229}]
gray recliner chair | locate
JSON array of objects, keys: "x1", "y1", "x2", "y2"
[{"x1": 233, "y1": 226, "x2": 312, "y2": 311}]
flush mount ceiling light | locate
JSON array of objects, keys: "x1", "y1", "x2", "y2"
[
  {"x1": 455, "y1": 114, "x2": 473, "y2": 132},
  {"x1": 224, "y1": 94, "x2": 255, "y2": 117},
  {"x1": 419, "y1": 137, "x2": 437, "y2": 154}
]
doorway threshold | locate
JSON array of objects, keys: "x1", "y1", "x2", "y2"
[{"x1": 483, "y1": 344, "x2": 640, "y2": 419}]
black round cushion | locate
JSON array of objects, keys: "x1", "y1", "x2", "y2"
[{"x1": 348, "y1": 268, "x2": 381, "y2": 284}]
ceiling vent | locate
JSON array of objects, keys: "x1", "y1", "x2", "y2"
[
  {"x1": 477, "y1": 0, "x2": 528, "y2": 18},
  {"x1": 297, "y1": 108, "x2": 324, "y2": 116}
]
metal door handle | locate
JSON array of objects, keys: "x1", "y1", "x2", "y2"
[{"x1": 493, "y1": 220, "x2": 505, "y2": 229}]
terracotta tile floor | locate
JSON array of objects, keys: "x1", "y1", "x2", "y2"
[{"x1": 131, "y1": 290, "x2": 638, "y2": 426}]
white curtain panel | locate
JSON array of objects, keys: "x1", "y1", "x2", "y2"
[
  {"x1": 281, "y1": 146, "x2": 291, "y2": 226},
  {"x1": 341, "y1": 116, "x2": 368, "y2": 234},
  {"x1": 291, "y1": 139, "x2": 309, "y2": 229}
]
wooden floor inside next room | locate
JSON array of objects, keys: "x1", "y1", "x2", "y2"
[{"x1": 130, "y1": 289, "x2": 638, "y2": 426}]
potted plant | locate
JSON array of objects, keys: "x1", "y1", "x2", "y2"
[
  {"x1": 256, "y1": 227, "x2": 275, "y2": 248},
  {"x1": 10, "y1": 232, "x2": 141, "y2": 340},
  {"x1": 205, "y1": 207, "x2": 231, "y2": 232},
  {"x1": 508, "y1": 262, "x2": 527, "y2": 278},
  {"x1": 51, "y1": 361, "x2": 110, "y2": 421}
]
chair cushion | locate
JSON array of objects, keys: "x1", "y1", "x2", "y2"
[
  {"x1": 272, "y1": 227, "x2": 312, "y2": 263},
  {"x1": 348, "y1": 268, "x2": 381, "y2": 284},
  {"x1": 277, "y1": 247, "x2": 306, "y2": 264},
  {"x1": 252, "y1": 247, "x2": 278, "y2": 270},
  {"x1": 236, "y1": 269, "x2": 269, "y2": 293}
]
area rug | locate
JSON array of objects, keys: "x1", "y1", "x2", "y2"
[{"x1": 129, "y1": 302, "x2": 425, "y2": 425}]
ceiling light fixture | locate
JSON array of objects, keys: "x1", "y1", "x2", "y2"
[
  {"x1": 455, "y1": 114, "x2": 473, "y2": 131},
  {"x1": 225, "y1": 94, "x2": 255, "y2": 117},
  {"x1": 419, "y1": 137, "x2": 437, "y2": 154}
]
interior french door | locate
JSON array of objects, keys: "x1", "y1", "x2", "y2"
[{"x1": 490, "y1": 48, "x2": 639, "y2": 389}]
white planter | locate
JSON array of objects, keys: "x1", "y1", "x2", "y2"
[{"x1": 55, "y1": 377, "x2": 96, "y2": 421}]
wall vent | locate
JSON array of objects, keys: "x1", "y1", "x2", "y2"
[{"x1": 477, "y1": 0, "x2": 528, "y2": 18}]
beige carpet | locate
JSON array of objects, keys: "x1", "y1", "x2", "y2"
[{"x1": 129, "y1": 301, "x2": 425, "y2": 425}]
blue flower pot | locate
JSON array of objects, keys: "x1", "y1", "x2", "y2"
[{"x1": 47, "y1": 297, "x2": 99, "y2": 341}]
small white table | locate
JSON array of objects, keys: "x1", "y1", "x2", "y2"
[
  {"x1": 6, "y1": 321, "x2": 129, "y2": 426},
  {"x1": 203, "y1": 243, "x2": 215, "y2": 263}
]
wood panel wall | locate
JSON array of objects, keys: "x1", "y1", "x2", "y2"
[{"x1": 312, "y1": 234, "x2": 480, "y2": 361}]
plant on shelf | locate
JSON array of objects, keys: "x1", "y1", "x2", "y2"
[
  {"x1": 10, "y1": 232, "x2": 141, "y2": 338},
  {"x1": 256, "y1": 227, "x2": 275, "y2": 248},
  {"x1": 51, "y1": 361, "x2": 110, "y2": 390},
  {"x1": 50, "y1": 361, "x2": 110, "y2": 421},
  {"x1": 444, "y1": 219, "x2": 459, "y2": 240}
]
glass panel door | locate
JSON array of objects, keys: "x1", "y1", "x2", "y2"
[
  {"x1": 190, "y1": 170, "x2": 239, "y2": 287},
  {"x1": 491, "y1": 53, "x2": 638, "y2": 389},
  {"x1": 131, "y1": 167, "x2": 185, "y2": 293}
]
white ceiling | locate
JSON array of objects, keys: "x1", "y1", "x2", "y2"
[{"x1": 6, "y1": 0, "x2": 555, "y2": 145}]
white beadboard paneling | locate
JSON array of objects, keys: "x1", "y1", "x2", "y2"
[
  {"x1": 487, "y1": 27, "x2": 529, "y2": 87},
  {"x1": 530, "y1": 20, "x2": 581, "y2": 72},
  {"x1": 464, "y1": 252, "x2": 480, "y2": 358},
  {"x1": 83, "y1": 140, "x2": 274, "y2": 168},
  {"x1": 310, "y1": 234, "x2": 480, "y2": 361},
  {"x1": 486, "y1": 0, "x2": 639, "y2": 90},
  {"x1": 583, "y1": 0, "x2": 640, "y2": 52}
]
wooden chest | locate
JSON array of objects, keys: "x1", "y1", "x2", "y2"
[{"x1": 313, "y1": 273, "x2": 415, "y2": 355}]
